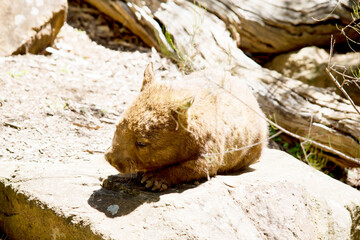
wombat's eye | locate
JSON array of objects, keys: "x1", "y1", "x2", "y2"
[
  {"x1": 136, "y1": 138, "x2": 150, "y2": 148},
  {"x1": 136, "y1": 141, "x2": 149, "y2": 147}
]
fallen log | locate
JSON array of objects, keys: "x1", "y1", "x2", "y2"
[{"x1": 195, "y1": 0, "x2": 358, "y2": 54}]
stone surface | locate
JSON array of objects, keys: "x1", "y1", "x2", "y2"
[
  {"x1": 265, "y1": 47, "x2": 331, "y2": 88},
  {"x1": 0, "y1": 16, "x2": 359, "y2": 240},
  {"x1": 0, "y1": 0, "x2": 67, "y2": 56},
  {"x1": 0, "y1": 149, "x2": 359, "y2": 240}
]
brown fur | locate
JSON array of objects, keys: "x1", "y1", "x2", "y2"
[{"x1": 105, "y1": 63, "x2": 268, "y2": 191}]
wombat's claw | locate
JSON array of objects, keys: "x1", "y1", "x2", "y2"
[
  {"x1": 141, "y1": 173, "x2": 153, "y2": 184},
  {"x1": 145, "y1": 179, "x2": 168, "y2": 191},
  {"x1": 141, "y1": 173, "x2": 168, "y2": 191},
  {"x1": 152, "y1": 180, "x2": 168, "y2": 191}
]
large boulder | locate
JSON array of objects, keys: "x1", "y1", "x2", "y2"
[
  {"x1": 0, "y1": 149, "x2": 359, "y2": 240},
  {"x1": 0, "y1": 0, "x2": 67, "y2": 56},
  {"x1": 265, "y1": 46, "x2": 331, "y2": 88}
]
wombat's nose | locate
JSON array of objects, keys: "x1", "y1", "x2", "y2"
[{"x1": 104, "y1": 148, "x2": 113, "y2": 162}]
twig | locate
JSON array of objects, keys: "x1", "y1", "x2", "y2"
[
  {"x1": 99, "y1": 117, "x2": 116, "y2": 124},
  {"x1": 326, "y1": 68, "x2": 360, "y2": 115},
  {"x1": 328, "y1": 65, "x2": 358, "y2": 81},
  {"x1": 86, "y1": 149, "x2": 105, "y2": 154},
  {"x1": 300, "y1": 142, "x2": 310, "y2": 164},
  {"x1": 327, "y1": 64, "x2": 358, "y2": 80},
  {"x1": 73, "y1": 122, "x2": 100, "y2": 130},
  {"x1": 308, "y1": 112, "x2": 314, "y2": 141},
  {"x1": 354, "y1": 81, "x2": 360, "y2": 91},
  {"x1": 6, "y1": 148, "x2": 14, "y2": 154},
  {"x1": 4, "y1": 122, "x2": 21, "y2": 130},
  {"x1": 201, "y1": 130, "x2": 282, "y2": 157},
  {"x1": 327, "y1": 35, "x2": 334, "y2": 68},
  {"x1": 327, "y1": 35, "x2": 360, "y2": 115}
]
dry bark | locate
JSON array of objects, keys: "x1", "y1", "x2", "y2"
[
  {"x1": 82, "y1": 0, "x2": 360, "y2": 167},
  {"x1": 196, "y1": 0, "x2": 358, "y2": 53},
  {"x1": 83, "y1": 0, "x2": 358, "y2": 54}
]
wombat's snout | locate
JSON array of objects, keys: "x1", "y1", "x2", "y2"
[
  {"x1": 104, "y1": 147, "x2": 113, "y2": 163},
  {"x1": 104, "y1": 146, "x2": 132, "y2": 173}
]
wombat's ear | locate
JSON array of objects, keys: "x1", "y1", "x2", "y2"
[
  {"x1": 171, "y1": 97, "x2": 195, "y2": 129},
  {"x1": 141, "y1": 62, "x2": 155, "y2": 91}
]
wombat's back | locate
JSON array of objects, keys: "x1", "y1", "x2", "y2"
[{"x1": 170, "y1": 69, "x2": 268, "y2": 173}]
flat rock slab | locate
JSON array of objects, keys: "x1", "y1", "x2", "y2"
[
  {"x1": 0, "y1": 0, "x2": 67, "y2": 56},
  {"x1": 0, "y1": 149, "x2": 359, "y2": 240}
]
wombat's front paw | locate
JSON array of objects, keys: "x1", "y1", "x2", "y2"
[{"x1": 141, "y1": 172, "x2": 169, "y2": 191}]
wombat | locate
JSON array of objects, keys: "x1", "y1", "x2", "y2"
[{"x1": 105, "y1": 63, "x2": 268, "y2": 191}]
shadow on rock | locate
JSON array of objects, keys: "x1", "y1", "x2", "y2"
[
  {"x1": 87, "y1": 174, "x2": 199, "y2": 218},
  {"x1": 226, "y1": 166, "x2": 256, "y2": 176}
]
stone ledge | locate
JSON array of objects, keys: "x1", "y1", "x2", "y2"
[{"x1": 0, "y1": 149, "x2": 359, "y2": 239}]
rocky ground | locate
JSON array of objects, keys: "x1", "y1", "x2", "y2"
[
  {"x1": 1, "y1": 0, "x2": 359, "y2": 194},
  {"x1": 0, "y1": 17, "x2": 182, "y2": 238},
  {"x1": 0, "y1": 17, "x2": 180, "y2": 183},
  {"x1": 1, "y1": 2, "x2": 360, "y2": 239}
]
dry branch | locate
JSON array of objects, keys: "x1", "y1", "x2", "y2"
[
  {"x1": 327, "y1": 36, "x2": 360, "y2": 115},
  {"x1": 327, "y1": 68, "x2": 360, "y2": 115}
]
